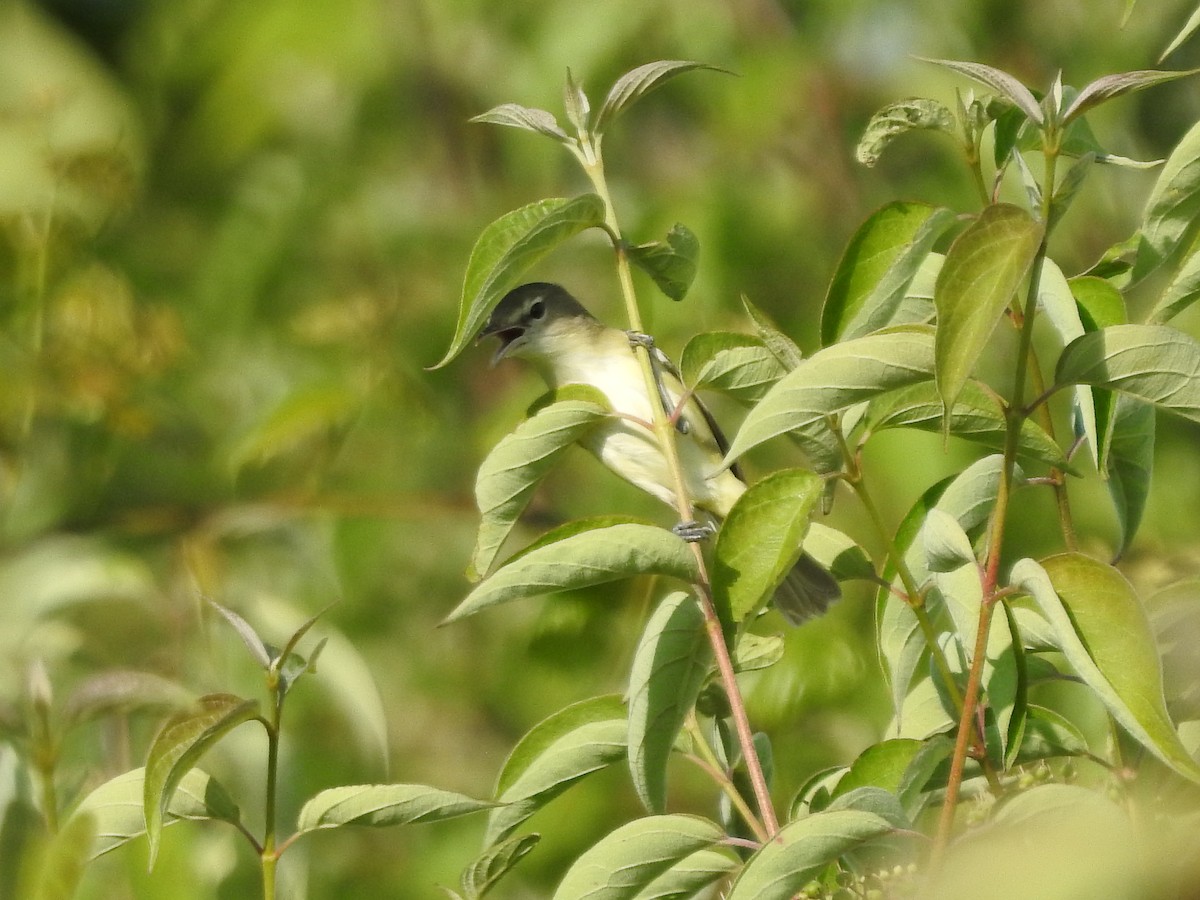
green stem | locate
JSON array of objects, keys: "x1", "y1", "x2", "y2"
[
  {"x1": 684, "y1": 715, "x2": 768, "y2": 843},
  {"x1": 578, "y1": 141, "x2": 779, "y2": 837},
  {"x1": 261, "y1": 693, "x2": 283, "y2": 899},
  {"x1": 932, "y1": 147, "x2": 1059, "y2": 867}
]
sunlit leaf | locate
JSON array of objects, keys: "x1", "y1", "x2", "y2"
[
  {"x1": 445, "y1": 522, "x2": 699, "y2": 623},
  {"x1": 596, "y1": 61, "x2": 729, "y2": 133},
  {"x1": 919, "y1": 58, "x2": 1044, "y2": 124},
  {"x1": 680, "y1": 332, "x2": 786, "y2": 404},
  {"x1": 469, "y1": 396, "x2": 610, "y2": 581},
  {"x1": 1161, "y1": 3, "x2": 1200, "y2": 61},
  {"x1": 460, "y1": 833, "x2": 541, "y2": 900},
  {"x1": 822, "y1": 202, "x2": 956, "y2": 344},
  {"x1": 295, "y1": 784, "x2": 492, "y2": 836},
  {"x1": 563, "y1": 69, "x2": 591, "y2": 135},
  {"x1": 22, "y1": 808, "x2": 95, "y2": 900},
  {"x1": 1053, "y1": 325, "x2": 1200, "y2": 423},
  {"x1": 1037, "y1": 258, "x2": 1097, "y2": 467},
  {"x1": 486, "y1": 695, "x2": 627, "y2": 844},
  {"x1": 741, "y1": 295, "x2": 803, "y2": 370},
  {"x1": 552, "y1": 814, "x2": 725, "y2": 900},
  {"x1": 733, "y1": 632, "x2": 786, "y2": 672},
  {"x1": 631, "y1": 848, "x2": 738, "y2": 900},
  {"x1": 855, "y1": 98, "x2": 956, "y2": 167},
  {"x1": 724, "y1": 326, "x2": 935, "y2": 465},
  {"x1": 934, "y1": 204, "x2": 1043, "y2": 423},
  {"x1": 432, "y1": 195, "x2": 607, "y2": 369},
  {"x1": 802, "y1": 523, "x2": 876, "y2": 583},
  {"x1": 626, "y1": 223, "x2": 699, "y2": 301},
  {"x1": 829, "y1": 739, "x2": 922, "y2": 801},
  {"x1": 143, "y1": 693, "x2": 259, "y2": 868},
  {"x1": 69, "y1": 767, "x2": 241, "y2": 859},
  {"x1": 470, "y1": 104, "x2": 569, "y2": 141},
  {"x1": 1012, "y1": 554, "x2": 1200, "y2": 782},
  {"x1": 1062, "y1": 68, "x2": 1200, "y2": 123},
  {"x1": 1147, "y1": 230, "x2": 1200, "y2": 323},
  {"x1": 712, "y1": 469, "x2": 824, "y2": 623},
  {"x1": 1136, "y1": 118, "x2": 1200, "y2": 277},
  {"x1": 725, "y1": 810, "x2": 894, "y2": 900},
  {"x1": 628, "y1": 591, "x2": 710, "y2": 813}
]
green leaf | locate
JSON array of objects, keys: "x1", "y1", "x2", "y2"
[
  {"x1": 431, "y1": 195, "x2": 607, "y2": 369},
  {"x1": 855, "y1": 98, "x2": 956, "y2": 167},
  {"x1": 143, "y1": 693, "x2": 259, "y2": 868},
  {"x1": 1161, "y1": 3, "x2": 1200, "y2": 61},
  {"x1": 1054, "y1": 324, "x2": 1200, "y2": 423},
  {"x1": 723, "y1": 326, "x2": 936, "y2": 466},
  {"x1": 829, "y1": 739, "x2": 923, "y2": 801},
  {"x1": 552, "y1": 814, "x2": 725, "y2": 900},
  {"x1": 69, "y1": 767, "x2": 241, "y2": 859},
  {"x1": 741, "y1": 295, "x2": 803, "y2": 370},
  {"x1": 1147, "y1": 231, "x2": 1200, "y2": 323},
  {"x1": 1012, "y1": 553, "x2": 1200, "y2": 782},
  {"x1": 822, "y1": 202, "x2": 956, "y2": 344},
  {"x1": 1137, "y1": 118, "x2": 1200, "y2": 276},
  {"x1": 724, "y1": 810, "x2": 894, "y2": 900},
  {"x1": 865, "y1": 379, "x2": 1068, "y2": 470},
  {"x1": 802, "y1": 523, "x2": 876, "y2": 583},
  {"x1": 470, "y1": 104, "x2": 569, "y2": 141},
  {"x1": 596, "y1": 61, "x2": 729, "y2": 134},
  {"x1": 631, "y1": 848, "x2": 738, "y2": 900},
  {"x1": 295, "y1": 784, "x2": 492, "y2": 836},
  {"x1": 563, "y1": 69, "x2": 591, "y2": 135},
  {"x1": 712, "y1": 469, "x2": 824, "y2": 623},
  {"x1": 934, "y1": 204, "x2": 1043, "y2": 422},
  {"x1": 733, "y1": 632, "x2": 786, "y2": 673},
  {"x1": 461, "y1": 833, "x2": 541, "y2": 900},
  {"x1": 1037, "y1": 257, "x2": 1098, "y2": 467},
  {"x1": 445, "y1": 522, "x2": 699, "y2": 623},
  {"x1": 628, "y1": 592, "x2": 710, "y2": 813},
  {"x1": 1105, "y1": 396, "x2": 1155, "y2": 557},
  {"x1": 207, "y1": 598, "x2": 270, "y2": 668},
  {"x1": 486, "y1": 695, "x2": 628, "y2": 844},
  {"x1": 922, "y1": 509, "x2": 977, "y2": 574},
  {"x1": 919, "y1": 58, "x2": 1044, "y2": 125},
  {"x1": 23, "y1": 807, "x2": 95, "y2": 900},
  {"x1": 468, "y1": 397, "x2": 610, "y2": 581},
  {"x1": 1062, "y1": 68, "x2": 1200, "y2": 124},
  {"x1": 680, "y1": 333, "x2": 786, "y2": 404},
  {"x1": 626, "y1": 224, "x2": 699, "y2": 302}
]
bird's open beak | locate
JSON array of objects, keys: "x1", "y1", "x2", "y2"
[{"x1": 477, "y1": 321, "x2": 527, "y2": 367}]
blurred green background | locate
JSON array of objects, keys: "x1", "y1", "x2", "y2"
[{"x1": 2, "y1": 0, "x2": 1200, "y2": 895}]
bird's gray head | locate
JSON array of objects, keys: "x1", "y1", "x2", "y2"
[{"x1": 478, "y1": 282, "x2": 596, "y2": 366}]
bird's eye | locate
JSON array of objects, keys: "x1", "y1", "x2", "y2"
[{"x1": 529, "y1": 299, "x2": 545, "y2": 320}]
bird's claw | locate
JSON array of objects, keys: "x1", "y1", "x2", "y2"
[
  {"x1": 672, "y1": 520, "x2": 716, "y2": 542},
  {"x1": 626, "y1": 330, "x2": 655, "y2": 350}
]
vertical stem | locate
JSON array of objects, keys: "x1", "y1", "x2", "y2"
[
  {"x1": 261, "y1": 694, "x2": 282, "y2": 900},
  {"x1": 580, "y1": 146, "x2": 780, "y2": 837},
  {"x1": 932, "y1": 147, "x2": 1058, "y2": 866}
]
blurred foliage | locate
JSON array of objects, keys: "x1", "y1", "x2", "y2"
[{"x1": 2, "y1": 0, "x2": 1200, "y2": 895}]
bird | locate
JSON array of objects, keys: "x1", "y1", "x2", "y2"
[{"x1": 477, "y1": 281, "x2": 839, "y2": 625}]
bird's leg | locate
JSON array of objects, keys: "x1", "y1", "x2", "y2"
[
  {"x1": 672, "y1": 520, "x2": 716, "y2": 542},
  {"x1": 626, "y1": 330, "x2": 690, "y2": 435}
]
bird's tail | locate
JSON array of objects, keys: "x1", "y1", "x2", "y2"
[{"x1": 773, "y1": 553, "x2": 841, "y2": 625}]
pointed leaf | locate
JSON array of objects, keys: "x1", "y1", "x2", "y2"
[
  {"x1": 1037, "y1": 258, "x2": 1098, "y2": 466},
  {"x1": 143, "y1": 694, "x2": 259, "y2": 867},
  {"x1": 487, "y1": 696, "x2": 627, "y2": 844},
  {"x1": 626, "y1": 224, "x2": 699, "y2": 302},
  {"x1": 712, "y1": 469, "x2": 824, "y2": 623},
  {"x1": 865, "y1": 379, "x2": 1068, "y2": 470},
  {"x1": 725, "y1": 810, "x2": 894, "y2": 900},
  {"x1": 855, "y1": 98, "x2": 956, "y2": 167},
  {"x1": 1063, "y1": 68, "x2": 1200, "y2": 123},
  {"x1": 70, "y1": 767, "x2": 240, "y2": 859},
  {"x1": 445, "y1": 523, "x2": 699, "y2": 623},
  {"x1": 1147, "y1": 231, "x2": 1200, "y2": 323},
  {"x1": 431, "y1": 195, "x2": 607, "y2": 368},
  {"x1": 631, "y1": 848, "x2": 738, "y2": 900},
  {"x1": 1161, "y1": 4, "x2": 1200, "y2": 61},
  {"x1": 724, "y1": 327, "x2": 936, "y2": 465},
  {"x1": 63, "y1": 671, "x2": 192, "y2": 728},
  {"x1": 934, "y1": 204, "x2": 1043, "y2": 420},
  {"x1": 1054, "y1": 324, "x2": 1200, "y2": 422},
  {"x1": 564, "y1": 69, "x2": 591, "y2": 134},
  {"x1": 829, "y1": 739, "x2": 923, "y2": 801},
  {"x1": 680, "y1": 332, "x2": 786, "y2": 404},
  {"x1": 1137, "y1": 118, "x2": 1200, "y2": 276},
  {"x1": 461, "y1": 832, "x2": 541, "y2": 900},
  {"x1": 741, "y1": 295, "x2": 803, "y2": 370},
  {"x1": 469, "y1": 397, "x2": 610, "y2": 580},
  {"x1": 596, "y1": 61, "x2": 729, "y2": 134},
  {"x1": 822, "y1": 202, "x2": 956, "y2": 344},
  {"x1": 919, "y1": 58, "x2": 1044, "y2": 124},
  {"x1": 802, "y1": 523, "x2": 875, "y2": 582},
  {"x1": 1105, "y1": 395, "x2": 1155, "y2": 556},
  {"x1": 628, "y1": 592, "x2": 710, "y2": 813},
  {"x1": 296, "y1": 784, "x2": 492, "y2": 836},
  {"x1": 1012, "y1": 554, "x2": 1200, "y2": 782},
  {"x1": 552, "y1": 814, "x2": 725, "y2": 900},
  {"x1": 922, "y1": 509, "x2": 977, "y2": 574},
  {"x1": 470, "y1": 104, "x2": 569, "y2": 141},
  {"x1": 207, "y1": 599, "x2": 270, "y2": 668}
]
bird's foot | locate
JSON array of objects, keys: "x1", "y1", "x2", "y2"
[
  {"x1": 672, "y1": 520, "x2": 716, "y2": 542},
  {"x1": 625, "y1": 330, "x2": 655, "y2": 350}
]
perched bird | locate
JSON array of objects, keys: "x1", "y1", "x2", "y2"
[{"x1": 478, "y1": 282, "x2": 839, "y2": 624}]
